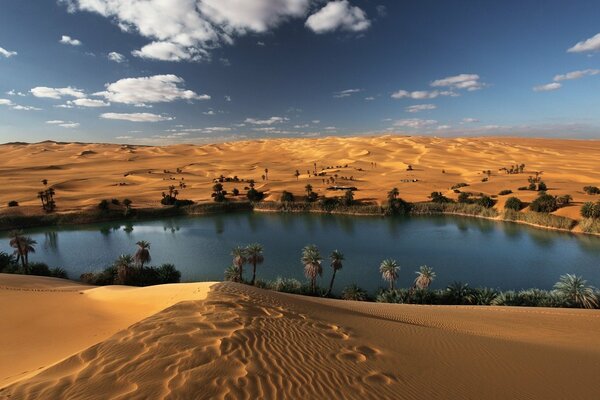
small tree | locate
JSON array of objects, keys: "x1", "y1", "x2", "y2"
[
  {"x1": 504, "y1": 197, "x2": 524, "y2": 211},
  {"x1": 281, "y1": 191, "x2": 294, "y2": 202},
  {"x1": 530, "y1": 193, "x2": 558, "y2": 213}
]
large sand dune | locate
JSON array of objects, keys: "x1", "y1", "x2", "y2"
[
  {"x1": 1, "y1": 275, "x2": 600, "y2": 399},
  {"x1": 1, "y1": 136, "x2": 599, "y2": 221}
]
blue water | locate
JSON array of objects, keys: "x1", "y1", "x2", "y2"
[{"x1": 1, "y1": 213, "x2": 599, "y2": 293}]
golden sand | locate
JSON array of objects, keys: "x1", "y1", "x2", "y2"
[
  {"x1": 1, "y1": 276, "x2": 599, "y2": 399},
  {"x1": 1, "y1": 136, "x2": 599, "y2": 223}
]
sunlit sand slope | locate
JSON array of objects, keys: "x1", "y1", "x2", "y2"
[{"x1": 3, "y1": 281, "x2": 600, "y2": 399}]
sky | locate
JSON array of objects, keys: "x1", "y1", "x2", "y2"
[{"x1": 1, "y1": 0, "x2": 600, "y2": 144}]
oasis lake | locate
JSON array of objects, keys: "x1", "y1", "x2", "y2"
[{"x1": 2, "y1": 213, "x2": 599, "y2": 294}]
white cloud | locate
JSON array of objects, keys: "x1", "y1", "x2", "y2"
[
  {"x1": 436, "y1": 125, "x2": 451, "y2": 130},
  {"x1": 224, "y1": 95, "x2": 231, "y2": 102},
  {"x1": 430, "y1": 74, "x2": 484, "y2": 91},
  {"x1": 306, "y1": 0, "x2": 370, "y2": 34},
  {"x1": 132, "y1": 41, "x2": 208, "y2": 62},
  {"x1": 203, "y1": 110, "x2": 215, "y2": 115},
  {"x1": 67, "y1": 98, "x2": 110, "y2": 107},
  {"x1": 100, "y1": 112, "x2": 173, "y2": 122},
  {"x1": 59, "y1": 35, "x2": 82, "y2": 46},
  {"x1": 533, "y1": 82, "x2": 561, "y2": 92},
  {"x1": 553, "y1": 69, "x2": 600, "y2": 81},
  {"x1": 333, "y1": 88, "x2": 361, "y2": 98},
  {"x1": 312, "y1": 119, "x2": 320, "y2": 124},
  {"x1": 115, "y1": 135, "x2": 133, "y2": 139},
  {"x1": 405, "y1": 104, "x2": 436, "y2": 113},
  {"x1": 365, "y1": 96, "x2": 375, "y2": 101},
  {"x1": 393, "y1": 118, "x2": 437, "y2": 129},
  {"x1": 62, "y1": 0, "x2": 313, "y2": 61},
  {"x1": 257, "y1": 41, "x2": 266, "y2": 46},
  {"x1": 30, "y1": 86, "x2": 85, "y2": 99},
  {"x1": 0, "y1": 98, "x2": 41, "y2": 111},
  {"x1": 6, "y1": 90, "x2": 26, "y2": 96},
  {"x1": 324, "y1": 126, "x2": 337, "y2": 130},
  {"x1": 0, "y1": 47, "x2": 17, "y2": 58},
  {"x1": 244, "y1": 116, "x2": 288, "y2": 125},
  {"x1": 391, "y1": 90, "x2": 454, "y2": 100},
  {"x1": 11, "y1": 105, "x2": 42, "y2": 111},
  {"x1": 462, "y1": 117, "x2": 479, "y2": 123},
  {"x1": 59, "y1": 122, "x2": 80, "y2": 128},
  {"x1": 108, "y1": 51, "x2": 126, "y2": 63},
  {"x1": 95, "y1": 75, "x2": 209, "y2": 105},
  {"x1": 567, "y1": 33, "x2": 600, "y2": 53},
  {"x1": 46, "y1": 120, "x2": 65, "y2": 124}
]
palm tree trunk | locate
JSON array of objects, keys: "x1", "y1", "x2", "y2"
[
  {"x1": 251, "y1": 262, "x2": 257, "y2": 285},
  {"x1": 326, "y1": 270, "x2": 337, "y2": 296},
  {"x1": 20, "y1": 251, "x2": 27, "y2": 274},
  {"x1": 390, "y1": 281, "x2": 394, "y2": 290}
]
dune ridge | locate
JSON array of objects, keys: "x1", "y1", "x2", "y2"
[
  {"x1": 2, "y1": 280, "x2": 600, "y2": 399},
  {"x1": 1, "y1": 136, "x2": 599, "y2": 222}
]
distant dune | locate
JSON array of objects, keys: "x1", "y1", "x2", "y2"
[
  {"x1": 0, "y1": 136, "x2": 599, "y2": 223},
  {"x1": 1, "y1": 275, "x2": 600, "y2": 399}
]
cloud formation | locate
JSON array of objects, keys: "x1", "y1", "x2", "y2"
[
  {"x1": 95, "y1": 75, "x2": 209, "y2": 105},
  {"x1": 305, "y1": 0, "x2": 370, "y2": 34},
  {"x1": 333, "y1": 88, "x2": 361, "y2": 98},
  {"x1": 533, "y1": 82, "x2": 562, "y2": 92},
  {"x1": 567, "y1": 32, "x2": 600, "y2": 53},
  {"x1": 100, "y1": 112, "x2": 173, "y2": 122},
  {"x1": 553, "y1": 69, "x2": 600, "y2": 81},
  {"x1": 405, "y1": 104, "x2": 436, "y2": 113},
  {"x1": 59, "y1": 35, "x2": 82, "y2": 46},
  {"x1": 0, "y1": 47, "x2": 17, "y2": 58},
  {"x1": 391, "y1": 90, "x2": 454, "y2": 100},
  {"x1": 430, "y1": 74, "x2": 484, "y2": 91},
  {"x1": 30, "y1": 86, "x2": 85, "y2": 99},
  {"x1": 108, "y1": 51, "x2": 126, "y2": 63},
  {"x1": 244, "y1": 116, "x2": 288, "y2": 125},
  {"x1": 393, "y1": 118, "x2": 437, "y2": 129},
  {"x1": 0, "y1": 98, "x2": 41, "y2": 111}
]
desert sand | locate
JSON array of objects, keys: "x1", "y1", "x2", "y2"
[
  {"x1": 1, "y1": 136, "x2": 599, "y2": 222},
  {"x1": 1, "y1": 275, "x2": 600, "y2": 399}
]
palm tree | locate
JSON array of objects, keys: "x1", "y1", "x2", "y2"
[
  {"x1": 9, "y1": 231, "x2": 36, "y2": 274},
  {"x1": 414, "y1": 265, "x2": 436, "y2": 290},
  {"x1": 341, "y1": 284, "x2": 368, "y2": 301},
  {"x1": 388, "y1": 188, "x2": 399, "y2": 201},
  {"x1": 224, "y1": 265, "x2": 241, "y2": 282},
  {"x1": 246, "y1": 243, "x2": 264, "y2": 285},
  {"x1": 379, "y1": 259, "x2": 400, "y2": 290},
  {"x1": 554, "y1": 274, "x2": 598, "y2": 309},
  {"x1": 231, "y1": 246, "x2": 247, "y2": 282},
  {"x1": 326, "y1": 250, "x2": 344, "y2": 296},
  {"x1": 134, "y1": 240, "x2": 151, "y2": 268},
  {"x1": 115, "y1": 254, "x2": 134, "y2": 285},
  {"x1": 302, "y1": 244, "x2": 322, "y2": 293},
  {"x1": 305, "y1": 184, "x2": 313, "y2": 196}
]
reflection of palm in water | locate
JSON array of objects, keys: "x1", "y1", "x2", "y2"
[{"x1": 44, "y1": 231, "x2": 58, "y2": 250}]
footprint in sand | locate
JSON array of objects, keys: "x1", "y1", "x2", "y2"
[{"x1": 334, "y1": 345, "x2": 379, "y2": 363}]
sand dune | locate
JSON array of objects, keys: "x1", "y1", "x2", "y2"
[
  {"x1": 1, "y1": 277, "x2": 600, "y2": 399},
  {"x1": 1, "y1": 136, "x2": 599, "y2": 223}
]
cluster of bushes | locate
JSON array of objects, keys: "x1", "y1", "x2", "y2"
[
  {"x1": 503, "y1": 209, "x2": 576, "y2": 230},
  {"x1": 8, "y1": 200, "x2": 19, "y2": 207},
  {"x1": 412, "y1": 202, "x2": 499, "y2": 218},
  {"x1": 583, "y1": 186, "x2": 600, "y2": 195},
  {"x1": 581, "y1": 201, "x2": 600, "y2": 219},
  {"x1": 498, "y1": 189, "x2": 512, "y2": 196},
  {"x1": 98, "y1": 198, "x2": 133, "y2": 213},
  {"x1": 457, "y1": 192, "x2": 495, "y2": 208},
  {"x1": 451, "y1": 183, "x2": 469, "y2": 190},
  {"x1": 504, "y1": 197, "x2": 524, "y2": 211},
  {"x1": 80, "y1": 263, "x2": 181, "y2": 286},
  {"x1": 0, "y1": 253, "x2": 68, "y2": 279},
  {"x1": 529, "y1": 193, "x2": 572, "y2": 213}
]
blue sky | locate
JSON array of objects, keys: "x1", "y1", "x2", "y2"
[{"x1": 1, "y1": 0, "x2": 600, "y2": 144}]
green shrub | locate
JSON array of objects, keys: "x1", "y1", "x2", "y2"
[
  {"x1": 376, "y1": 289, "x2": 410, "y2": 304},
  {"x1": 8, "y1": 200, "x2": 19, "y2": 207},
  {"x1": 503, "y1": 209, "x2": 575, "y2": 230},
  {"x1": 451, "y1": 183, "x2": 469, "y2": 190},
  {"x1": 473, "y1": 287, "x2": 499, "y2": 305},
  {"x1": 28, "y1": 262, "x2": 51, "y2": 276},
  {"x1": 98, "y1": 199, "x2": 110, "y2": 210},
  {"x1": 430, "y1": 192, "x2": 453, "y2": 203},
  {"x1": 504, "y1": 197, "x2": 524, "y2": 211},
  {"x1": 111, "y1": 198, "x2": 120, "y2": 205},
  {"x1": 280, "y1": 191, "x2": 294, "y2": 202},
  {"x1": 444, "y1": 282, "x2": 475, "y2": 305},
  {"x1": 498, "y1": 189, "x2": 512, "y2": 196},
  {"x1": 156, "y1": 263, "x2": 181, "y2": 283},
  {"x1": 341, "y1": 284, "x2": 369, "y2": 301},
  {"x1": 583, "y1": 186, "x2": 600, "y2": 195},
  {"x1": 580, "y1": 218, "x2": 600, "y2": 234},
  {"x1": 476, "y1": 195, "x2": 495, "y2": 208},
  {"x1": 529, "y1": 193, "x2": 558, "y2": 213},
  {"x1": 50, "y1": 267, "x2": 68, "y2": 279},
  {"x1": 268, "y1": 277, "x2": 303, "y2": 294},
  {"x1": 581, "y1": 201, "x2": 600, "y2": 219}
]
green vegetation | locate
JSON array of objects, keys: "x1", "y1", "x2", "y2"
[
  {"x1": 583, "y1": 186, "x2": 600, "y2": 195},
  {"x1": 529, "y1": 193, "x2": 558, "y2": 213},
  {"x1": 581, "y1": 201, "x2": 600, "y2": 219},
  {"x1": 498, "y1": 189, "x2": 512, "y2": 196},
  {"x1": 341, "y1": 284, "x2": 368, "y2": 301},
  {"x1": 451, "y1": 183, "x2": 469, "y2": 190},
  {"x1": 326, "y1": 250, "x2": 344, "y2": 296},
  {"x1": 302, "y1": 244, "x2": 323, "y2": 293},
  {"x1": 503, "y1": 209, "x2": 576, "y2": 230},
  {"x1": 379, "y1": 259, "x2": 400, "y2": 290},
  {"x1": 504, "y1": 197, "x2": 524, "y2": 211},
  {"x1": 8, "y1": 200, "x2": 19, "y2": 207}
]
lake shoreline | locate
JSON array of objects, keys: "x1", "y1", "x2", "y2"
[{"x1": 2, "y1": 200, "x2": 599, "y2": 237}]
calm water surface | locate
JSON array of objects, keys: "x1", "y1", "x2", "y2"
[{"x1": 1, "y1": 213, "x2": 599, "y2": 293}]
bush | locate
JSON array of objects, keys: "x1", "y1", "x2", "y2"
[
  {"x1": 583, "y1": 186, "x2": 600, "y2": 195},
  {"x1": 537, "y1": 181, "x2": 547, "y2": 191},
  {"x1": 232, "y1": 188, "x2": 240, "y2": 196},
  {"x1": 430, "y1": 192, "x2": 453, "y2": 203},
  {"x1": 529, "y1": 193, "x2": 558, "y2": 213},
  {"x1": 473, "y1": 288, "x2": 499, "y2": 305},
  {"x1": 111, "y1": 198, "x2": 120, "y2": 205},
  {"x1": 556, "y1": 194, "x2": 573, "y2": 208},
  {"x1": 451, "y1": 183, "x2": 469, "y2": 190},
  {"x1": 98, "y1": 199, "x2": 110, "y2": 210},
  {"x1": 247, "y1": 188, "x2": 264, "y2": 202},
  {"x1": 444, "y1": 282, "x2": 475, "y2": 305},
  {"x1": 384, "y1": 197, "x2": 412, "y2": 215},
  {"x1": 50, "y1": 267, "x2": 68, "y2": 279},
  {"x1": 457, "y1": 192, "x2": 471, "y2": 203},
  {"x1": 0, "y1": 251, "x2": 16, "y2": 272},
  {"x1": 498, "y1": 189, "x2": 512, "y2": 196},
  {"x1": 376, "y1": 289, "x2": 410, "y2": 304},
  {"x1": 156, "y1": 263, "x2": 181, "y2": 283},
  {"x1": 173, "y1": 199, "x2": 194, "y2": 207},
  {"x1": 80, "y1": 264, "x2": 181, "y2": 286},
  {"x1": 8, "y1": 200, "x2": 19, "y2": 207},
  {"x1": 268, "y1": 277, "x2": 303, "y2": 294},
  {"x1": 475, "y1": 195, "x2": 495, "y2": 208},
  {"x1": 504, "y1": 197, "x2": 524, "y2": 211},
  {"x1": 581, "y1": 201, "x2": 600, "y2": 219},
  {"x1": 341, "y1": 284, "x2": 369, "y2": 301},
  {"x1": 280, "y1": 191, "x2": 294, "y2": 202},
  {"x1": 580, "y1": 218, "x2": 600, "y2": 234},
  {"x1": 503, "y1": 209, "x2": 576, "y2": 230},
  {"x1": 517, "y1": 186, "x2": 528, "y2": 191}
]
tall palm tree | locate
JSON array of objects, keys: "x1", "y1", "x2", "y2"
[
  {"x1": 379, "y1": 259, "x2": 400, "y2": 290},
  {"x1": 302, "y1": 244, "x2": 322, "y2": 293},
  {"x1": 326, "y1": 250, "x2": 344, "y2": 296},
  {"x1": 414, "y1": 265, "x2": 436, "y2": 290},
  {"x1": 305, "y1": 184, "x2": 313, "y2": 196},
  {"x1": 9, "y1": 231, "x2": 36, "y2": 274},
  {"x1": 246, "y1": 243, "x2": 264, "y2": 285},
  {"x1": 388, "y1": 188, "x2": 399, "y2": 201},
  {"x1": 115, "y1": 254, "x2": 134, "y2": 285},
  {"x1": 231, "y1": 246, "x2": 247, "y2": 282},
  {"x1": 554, "y1": 274, "x2": 598, "y2": 309},
  {"x1": 134, "y1": 240, "x2": 151, "y2": 268}
]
